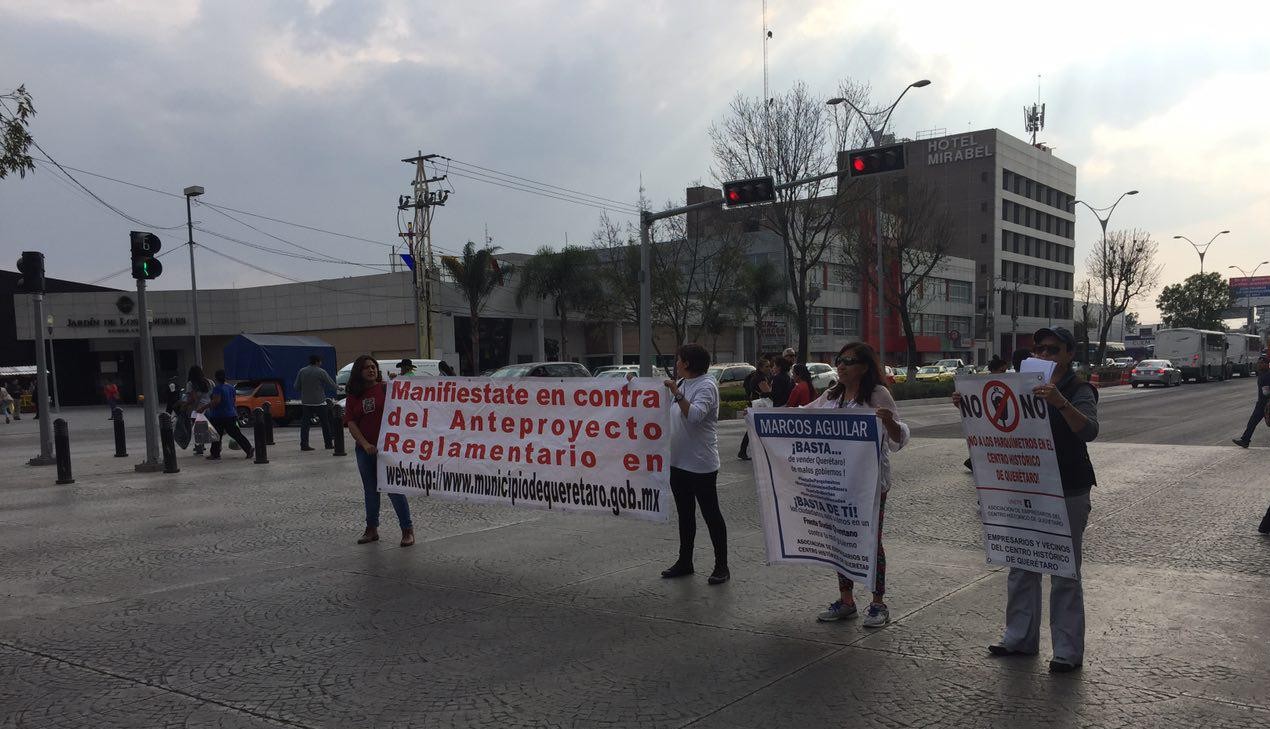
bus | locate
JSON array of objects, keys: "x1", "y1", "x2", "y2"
[
  {"x1": 1154, "y1": 328, "x2": 1228, "y2": 382},
  {"x1": 1225, "y1": 332, "x2": 1267, "y2": 378}
]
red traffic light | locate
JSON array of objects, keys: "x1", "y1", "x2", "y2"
[
  {"x1": 721, "y1": 175, "x2": 777, "y2": 208},
  {"x1": 846, "y1": 143, "x2": 906, "y2": 178}
]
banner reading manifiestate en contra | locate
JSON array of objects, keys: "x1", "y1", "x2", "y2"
[{"x1": 376, "y1": 377, "x2": 671, "y2": 521}]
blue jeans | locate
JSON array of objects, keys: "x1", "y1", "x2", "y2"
[{"x1": 355, "y1": 444, "x2": 411, "y2": 529}]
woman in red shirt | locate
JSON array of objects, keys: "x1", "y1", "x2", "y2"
[
  {"x1": 786, "y1": 363, "x2": 815, "y2": 408},
  {"x1": 342, "y1": 355, "x2": 414, "y2": 547}
]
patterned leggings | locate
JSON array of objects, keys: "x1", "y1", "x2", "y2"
[{"x1": 838, "y1": 493, "x2": 886, "y2": 597}]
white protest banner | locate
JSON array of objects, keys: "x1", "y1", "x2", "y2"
[
  {"x1": 376, "y1": 377, "x2": 670, "y2": 521},
  {"x1": 955, "y1": 372, "x2": 1076, "y2": 578},
  {"x1": 748, "y1": 410, "x2": 883, "y2": 587}
]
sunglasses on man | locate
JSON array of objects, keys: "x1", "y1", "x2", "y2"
[{"x1": 1032, "y1": 344, "x2": 1064, "y2": 356}]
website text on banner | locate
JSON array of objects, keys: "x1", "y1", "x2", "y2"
[
  {"x1": 955, "y1": 372, "x2": 1076, "y2": 578},
  {"x1": 376, "y1": 377, "x2": 671, "y2": 521},
  {"x1": 748, "y1": 410, "x2": 883, "y2": 588}
]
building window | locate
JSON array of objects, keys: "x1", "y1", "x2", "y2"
[
  {"x1": 830, "y1": 308, "x2": 859, "y2": 336},
  {"x1": 949, "y1": 281, "x2": 972, "y2": 303},
  {"x1": 1001, "y1": 232, "x2": 1008, "y2": 251},
  {"x1": 948, "y1": 316, "x2": 971, "y2": 335},
  {"x1": 1002, "y1": 170, "x2": 1011, "y2": 190}
]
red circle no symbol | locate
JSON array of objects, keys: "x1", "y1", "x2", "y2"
[{"x1": 981, "y1": 380, "x2": 1020, "y2": 433}]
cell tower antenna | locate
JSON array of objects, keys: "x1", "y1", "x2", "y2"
[
  {"x1": 1024, "y1": 74, "x2": 1046, "y2": 146},
  {"x1": 762, "y1": 0, "x2": 771, "y2": 106}
]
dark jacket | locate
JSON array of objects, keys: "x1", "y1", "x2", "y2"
[{"x1": 1051, "y1": 371, "x2": 1099, "y2": 496}]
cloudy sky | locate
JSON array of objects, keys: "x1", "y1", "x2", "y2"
[{"x1": 3, "y1": 0, "x2": 1268, "y2": 321}]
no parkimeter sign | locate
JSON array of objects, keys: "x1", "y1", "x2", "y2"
[{"x1": 982, "y1": 379, "x2": 1020, "y2": 433}]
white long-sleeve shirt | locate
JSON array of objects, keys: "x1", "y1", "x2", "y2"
[
  {"x1": 803, "y1": 385, "x2": 909, "y2": 493},
  {"x1": 669, "y1": 374, "x2": 720, "y2": 473}
]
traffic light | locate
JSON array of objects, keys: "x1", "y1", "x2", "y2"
[
  {"x1": 16, "y1": 251, "x2": 45, "y2": 293},
  {"x1": 130, "y1": 231, "x2": 163, "y2": 280},
  {"x1": 722, "y1": 175, "x2": 776, "y2": 208},
  {"x1": 846, "y1": 144, "x2": 906, "y2": 177}
]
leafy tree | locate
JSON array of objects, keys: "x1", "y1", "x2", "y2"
[
  {"x1": 1085, "y1": 229, "x2": 1162, "y2": 363},
  {"x1": 440, "y1": 241, "x2": 510, "y2": 374},
  {"x1": 729, "y1": 260, "x2": 788, "y2": 364},
  {"x1": 1123, "y1": 311, "x2": 1140, "y2": 332},
  {"x1": 515, "y1": 245, "x2": 600, "y2": 361},
  {"x1": 655, "y1": 203, "x2": 749, "y2": 348},
  {"x1": 1, "y1": 85, "x2": 36, "y2": 180},
  {"x1": 1156, "y1": 272, "x2": 1232, "y2": 330}
]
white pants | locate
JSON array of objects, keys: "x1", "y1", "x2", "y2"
[{"x1": 1000, "y1": 492, "x2": 1092, "y2": 665}]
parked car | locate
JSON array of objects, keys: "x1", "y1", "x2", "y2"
[
  {"x1": 335, "y1": 358, "x2": 440, "y2": 396},
  {"x1": 807, "y1": 362, "x2": 836, "y2": 390},
  {"x1": 1129, "y1": 359, "x2": 1183, "y2": 388},
  {"x1": 233, "y1": 379, "x2": 289, "y2": 427},
  {"x1": 888, "y1": 366, "x2": 907, "y2": 384},
  {"x1": 707, "y1": 363, "x2": 756, "y2": 397},
  {"x1": 1112, "y1": 357, "x2": 1136, "y2": 368},
  {"x1": 489, "y1": 362, "x2": 592, "y2": 378},
  {"x1": 914, "y1": 365, "x2": 955, "y2": 383}
]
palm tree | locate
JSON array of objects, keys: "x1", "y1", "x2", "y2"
[
  {"x1": 440, "y1": 241, "x2": 509, "y2": 374},
  {"x1": 516, "y1": 245, "x2": 600, "y2": 361}
]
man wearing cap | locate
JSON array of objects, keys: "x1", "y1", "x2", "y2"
[
  {"x1": 295, "y1": 354, "x2": 337, "y2": 451},
  {"x1": 985, "y1": 326, "x2": 1100, "y2": 673},
  {"x1": 397, "y1": 359, "x2": 416, "y2": 377},
  {"x1": 1232, "y1": 355, "x2": 1270, "y2": 449}
]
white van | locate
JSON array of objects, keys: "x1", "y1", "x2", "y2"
[
  {"x1": 1225, "y1": 333, "x2": 1266, "y2": 378},
  {"x1": 1154, "y1": 328, "x2": 1227, "y2": 382},
  {"x1": 336, "y1": 358, "x2": 441, "y2": 396}
]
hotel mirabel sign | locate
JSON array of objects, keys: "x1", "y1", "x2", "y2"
[{"x1": 925, "y1": 133, "x2": 994, "y2": 165}]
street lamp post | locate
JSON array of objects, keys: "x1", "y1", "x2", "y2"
[
  {"x1": 1229, "y1": 262, "x2": 1270, "y2": 333},
  {"x1": 1074, "y1": 190, "x2": 1138, "y2": 363},
  {"x1": 1173, "y1": 230, "x2": 1229, "y2": 274},
  {"x1": 828, "y1": 79, "x2": 930, "y2": 368},
  {"x1": 184, "y1": 185, "x2": 205, "y2": 368}
]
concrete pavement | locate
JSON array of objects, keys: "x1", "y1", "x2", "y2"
[{"x1": 1, "y1": 395, "x2": 1268, "y2": 728}]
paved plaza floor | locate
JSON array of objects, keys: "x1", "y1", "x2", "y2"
[{"x1": 1, "y1": 405, "x2": 1268, "y2": 728}]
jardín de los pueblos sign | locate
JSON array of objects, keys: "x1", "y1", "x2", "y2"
[
  {"x1": 927, "y1": 134, "x2": 994, "y2": 165},
  {"x1": 66, "y1": 316, "x2": 187, "y2": 328}
]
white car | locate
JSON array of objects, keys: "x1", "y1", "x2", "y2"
[
  {"x1": 807, "y1": 362, "x2": 836, "y2": 390},
  {"x1": 336, "y1": 358, "x2": 440, "y2": 396}
]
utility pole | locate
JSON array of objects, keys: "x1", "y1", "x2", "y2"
[
  {"x1": 184, "y1": 186, "x2": 205, "y2": 367},
  {"x1": 400, "y1": 153, "x2": 450, "y2": 360}
]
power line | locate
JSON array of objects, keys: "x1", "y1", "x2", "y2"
[
  {"x1": 442, "y1": 156, "x2": 640, "y2": 210},
  {"x1": 21, "y1": 149, "x2": 185, "y2": 230},
  {"x1": 444, "y1": 167, "x2": 639, "y2": 216}
]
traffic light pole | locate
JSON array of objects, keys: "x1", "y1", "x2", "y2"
[
  {"x1": 29, "y1": 292, "x2": 55, "y2": 466},
  {"x1": 134, "y1": 278, "x2": 162, "y2": 472},
  {"x1": 637, "y1": 169, "x2": 839, "y2": 377}
]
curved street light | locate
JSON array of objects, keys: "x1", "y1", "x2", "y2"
[
  {"x1": 1173, "y1": 230, "x2": 1230, "y2": 274},
  {"x1": 1073, "y1": 190, "x2": 1138, "y2": 361},
  {"x1": 825, "y1": 79, "x2": 931, "y2": 366},
  {"x1": 1229, "y1": 261, "x2": 1270, "y2": 333}
]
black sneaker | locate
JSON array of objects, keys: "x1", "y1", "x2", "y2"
[
  {"x1": 301, "y1": 445, "x2": 315, "y2": 451},
  {"x1": 660, "y1": 562, "x2": 694, "y2": 579},
  {"x1": 1049, "y1": 659, "x2": 1082, "y2": 673},
  {"x1": 1233, "y1": 439, "x2": 1250, "y2": 449},
  {"x1": 707, "y1": 566, "x2": 730, "y2": 585}
]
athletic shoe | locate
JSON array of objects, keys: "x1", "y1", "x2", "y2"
[
  {"x1": 816, "y1": 600, "x2": 858, "y2": 622},
  {"x1": 862, "y1": 603, "x2": 889, "y2": 628},
  {"x1": 1233, "y1": 439, "x2": 1250, "y2": 448}
]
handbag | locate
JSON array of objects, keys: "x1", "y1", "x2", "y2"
[{"x1": 174, "y1": 409, "x2": 192, "y2": 449}]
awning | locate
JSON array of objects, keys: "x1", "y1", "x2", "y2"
[{"x1": 0, "y1": 366, "x2": 37, "y2": 377}]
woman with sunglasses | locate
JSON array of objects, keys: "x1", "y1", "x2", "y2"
[{"x1": 807, "y1": 342, "x2": 909, "y2": 627}]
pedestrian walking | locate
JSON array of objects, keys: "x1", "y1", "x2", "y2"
[
  {"x1": 343, "y1": 355, "x2": 414, "y2": 547},
  {"x1": 787, "y1": 363, "x2": 816, "y2": 407},
  {"x1": 761, "y1": 354, "x2": 794, "y2": 407},
  {"x1": 165, "y1": 377, "x2": 181, "y2": 414},
  {"x1": 660, "y1": 343, "x2": 729, "y2": 585},
  {"x1": 295, "y1": 354, "x2": 337, "y2": 451},
  {"x1": 1232, "y1": 355, "x2": 1270, "y2": 448},
  {"x1": 809, "y1": 342, "x2": 909, "y2": 628},
  {"x1": 1, "y1": 384, "x2": 12, "y2": 424},
  {"x1": 205, "y1": 370, "x2": 254, "y2": 460},
  {"x1": 737, "y1": 356, "x2": 772, "y2": 461},
  {"x1": 184, "y1": 366, "x2": 214, "y2": 456},
  {"x1": 8, "y1": 380, "x2": 20, "y2": 420},
  {"x1": 957, "y1": 327, "x2": 1099, "y2": 674},
  {"x1": 103, "y1": 378, "x2": 120, "y2": 419}
]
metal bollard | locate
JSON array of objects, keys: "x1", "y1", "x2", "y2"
[
  {"x1": 252, "y1": 407, "x2": 269, "y2": 464},
  {"x1": 54, "y1": 418, "x2": 74, "y2": 484},
  {"x1": 158, "y1": 413, "x2": 180, "y2": 474},
  {"x1": 112, "y1": 407, "x2": 128, "y2": 457},
  {"x1": 331, "y1": 403, "x2": 346, "y2": 457},
  {"x1": 263, "y1": 402, "x2": 275, "y2": 446}
]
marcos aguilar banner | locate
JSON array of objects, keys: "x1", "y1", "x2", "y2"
[
  {"x1": 955, "y1": 372, "x2": 1076, "y2": 578},
  {"x1": 376, "y1": 377, "x2": 671, "y2": 521},
  {"x1": 748, "y1": 410, "x2": 884, "y2": 589}
]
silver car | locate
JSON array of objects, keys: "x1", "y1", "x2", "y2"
[{"x1": 1129, "y1": 359, "x2": 1182, "y2": 388}]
